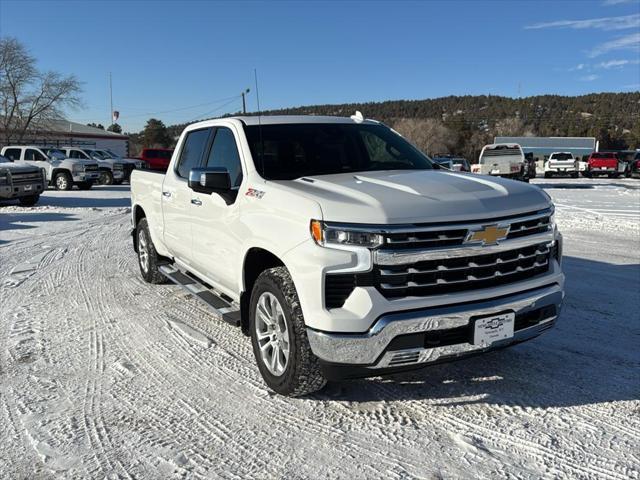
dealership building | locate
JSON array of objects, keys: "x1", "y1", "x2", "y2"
[{"x1": 2, "y1": 120, "x2": 129, "y2": 157}]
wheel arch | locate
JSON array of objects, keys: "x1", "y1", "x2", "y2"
[
  {"x1": 131, "y1": 204, "x2": 147, "y2": 252},
  {"x1": 240, "y1": 247, "x2": 285, "y2": 335}
]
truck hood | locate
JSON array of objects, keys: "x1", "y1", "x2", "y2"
[
  {"x1": 0, "y1": 163, "x2": 41, "y2": 173},
  {"x1": 277, "y1": 170, "x2": 551, "y2": 224}
]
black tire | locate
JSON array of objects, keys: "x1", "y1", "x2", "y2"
[
  {"x1": 136, "y1": 217, "x2": 166, "y2": 284},
  {"x1": 113, "y1": 179, "x2": 123, "y2": 185},
  {"x1": 100, "y1": 170, "x2": 113, "y2": 185},
  {"x1": 544, "y1": 172, "x2": 552, "y2": 178},
  {"x1": 571, "y1": 172, "x2": 579, "y2": 178},
  {"x1": 249, "y1": 266, "x2": 326, "y2": 397},
  {"x1": 18, "y1": 195, "x2": 39, "y2": 207},
  {"x1": 54, "y1": 171, "x2": 73, "y2": 191},
  {"x1": 77, "y1": 182, "x2": 93, "y2": 190}
]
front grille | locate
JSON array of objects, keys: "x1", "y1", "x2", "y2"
[
  {"x1": 376, "y1": 243, "x2": 551, "y2": 299},
  {"x1": 380, "y1": 210, "x2": 551, "y2": 251},
  {"x1": 11, "y1": 171, "x2": 43, "y2": 185},
  {"x1": 323, "y1": 210, "x2": 554, "y2": 308},
  {"x1": 85, "y1": 164, "x2": 99, "y2": 172}
]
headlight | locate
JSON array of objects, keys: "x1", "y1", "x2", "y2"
[
  {"x1": 310, "y1": 220, "x2": 384, "y2": 248},
  {"x1": 114, "y1": 163, "x2": 124, "y2": 170},
  {"x1": 72, "y1": 164, "x2": 83, "y2": 173},
  {"x1": 0, "y1": 170, "x2": 9, "y2": 186}
]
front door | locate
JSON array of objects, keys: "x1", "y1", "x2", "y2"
[
  {"x1": 190, "y1": 126, "x2": 245, "y2": 294},
  {"x1": 162, "y1": 127, "x2": 212, "y2": 263}
]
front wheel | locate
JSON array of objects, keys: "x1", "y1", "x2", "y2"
[
  {"x1": 18, "y1": 195, "x2": 39, "y2": 207},
  {"x1": 99, "y1": 170, "x2": 113, "y2": 185},
  {"x1": 544, "y1": 172, "x2": 552, "y2": 178},
  {"x1": 54, "y1": 172, "x2": 73, "y2": 191},
  {"x1": 77, "y1": 182, "x2": 93, "y2": 190},
  {"x1": 250, "y1": 267, "x2": 326, "y2": 397}
]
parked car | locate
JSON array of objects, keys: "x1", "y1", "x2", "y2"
[
  {"x1": 1, "y1": 145, "x2": 99, "y2": 190},
  {"x1": 139, "y1": 148, "x2": 173, "y2": 171},
  {"x1": 432, "y1": 155, "x2": 470, "y2": 172},
  {"x1": 0, "y1": 154, "x2": 46, "y2": 206},
  {"x1": 58, "y1": 147, "x2": 125, "y2": 186},
  {"x1": 94, "y1": 149, "x2": 146, "y2": 183},
  {"x1": 544, "y1": 152, "x2": 579, "y2": 178},
  {"x1": 586, "y1": 152, "x2": 619, "y2": 178},
  {"x1": 472, "y1": 143, "x2": 526, "y2": 181},
  {"x1": 130, "y1": 115, "x2": 564, "y2": 396}
]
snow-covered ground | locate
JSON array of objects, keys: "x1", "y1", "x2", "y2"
[{"x1": 0, "y1": 179, "x2": 638, "y2": 479}]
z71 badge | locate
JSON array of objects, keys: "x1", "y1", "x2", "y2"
[{"x1": 245, "y1": 188, "x2": 265, "y2": 199}]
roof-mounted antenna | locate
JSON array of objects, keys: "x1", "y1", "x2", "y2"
[
  {"x1": 351, "y1": 110, "x2": 364, "y2": 123},
  {"x1": 254, "y1": 68, "x2": 265, "y2": 178}
]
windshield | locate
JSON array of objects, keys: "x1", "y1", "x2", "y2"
[
  {"x1": 551, "y1": 153, "x2": 573, "y2": 160},
  {"x1": 83, "y1": 149, "x2": 104, "y2": 159},
  {"x1": 46, "y1": 149, "x2": 66, "y2": 160},
  {"x1": 591, "y1": 153, "x2": 615, "y2": 159},
  {"x1": 101, "y1": 149, "x2": 120, "y2": 158},
  {"x1": 243, "y1": 123, "x2": 433, "y2": 180}
]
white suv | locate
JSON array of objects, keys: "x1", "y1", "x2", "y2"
[{"x1": 544, "y1": 152, "x2": 579, "y2": 178}]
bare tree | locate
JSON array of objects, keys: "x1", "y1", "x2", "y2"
[
  {"x1": 392, "y1": 118, "x2": 456, "y2": 156},
  {"x1": 0, "y1": 37, "x2": 82, "y2": 144},
  {"x1": 494, "y1": 117, "x2": 534, "y2": 137}
]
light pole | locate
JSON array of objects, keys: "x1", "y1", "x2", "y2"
[{"x1": 241, "y1": 88, "x2": 250, "y2": 114}]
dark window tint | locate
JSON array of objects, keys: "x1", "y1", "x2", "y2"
[
  {"x1": 244, "y1": 123, "x2": 432, "y2": 180},
  {"x1": 176, "y1": 129, "x2": 210, "y2": 177},
  {"x1": 591, "y1": 153, "x2": 615, "y2": 159},
  {"x1": 552, "y1": 153, "x2": 573, "y2": 160},
  {"x1": 25, "y1": 148, "x2": 46, "y2": 161},
  {"x1": 3, "y1": 148, "x2": 21, "y2": 161},
  {"x1": 206, "y1": 128, "x2": 243, "y2": 187}
]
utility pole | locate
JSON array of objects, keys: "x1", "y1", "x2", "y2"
[
  {"x1": 109, "y1": 72, "x2": 114, "y2": 126},
  {"x1": 241, "y1": 88, "x2": 250, "y2": 114}
]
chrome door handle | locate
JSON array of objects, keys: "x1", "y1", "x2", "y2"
[
  {"x1": 162, "y1": 191, "x2": 171, "y2": 197},
  {"x1": 191, "y1": 198, "x2": 202, "y2": 206}
]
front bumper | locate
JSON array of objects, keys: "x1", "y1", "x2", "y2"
[
  {"x1": 307, "y1": 282, "x2": 563, "y2": 377},
  {"x1": 72, "y1": 172, "x2": 100, "y2": 182},
  {"x1": 0, "y1": 181, "x2": 45, "y2": 198}
]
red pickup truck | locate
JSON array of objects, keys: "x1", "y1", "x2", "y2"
[
  {"x1": 587, "y1": 152, "x2": 619, "y2": 178},
  {"x1": 139, "y1": 148, "x2": 174, "y2": 171}
]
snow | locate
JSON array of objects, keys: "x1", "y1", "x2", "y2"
[{"x1": 1, "y1": 180, "x2": 639, "y2": 479}]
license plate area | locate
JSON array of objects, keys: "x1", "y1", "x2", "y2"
[{"x1": 472, "y1": 311, "x2": 515, "y2": 346}]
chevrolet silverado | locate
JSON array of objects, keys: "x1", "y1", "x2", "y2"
[{"x1": 130, "y1": 115, "x2": 565, "y2": 396}]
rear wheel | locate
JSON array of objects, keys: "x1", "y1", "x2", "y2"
[
  {"x1": 250, "y1": 267, "x2": 326, "y2": 397},
  {"x1": 18, "y1": 195, "x2": 39, "y2": 207},
  {"x1": 54, "y1": 172, "x2": 72, "y2": 191},
  {"x1": 136, "y1": 218, "x2": 166, "y2": 284},
  {"x1": 544, "y1": 172, "x2": 552, "y2": 178},
  {"x1": 571, "y1": 172, "x2": 579, "y2": 178}
]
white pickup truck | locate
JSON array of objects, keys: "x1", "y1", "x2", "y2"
[
  {"x1": 544, "y1": 152, "x2": 579, "y2": 178},
  {"x1": 472, "y1": 143, "x2": 526, "y2": 181},
  {"x1": 130, "y1": 115, "x2": 565, "y2": 396}
]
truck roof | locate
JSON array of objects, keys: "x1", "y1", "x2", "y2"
[{"x1": 231, "y1": 115, "x2": 380, "y2": 126}]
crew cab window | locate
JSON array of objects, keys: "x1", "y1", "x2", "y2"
[
  {"x1": 176, "y1": 128, "x2": 211, "y2": 178},
  {"x1": 206, "y1": 128, "x2": 243, "y2": 187},
  {"x1": 3, "y1": 148, "x2": 21, "y2": 161},
  {"x1": 70, "y1": 150, "x2": 89, "y2": 159},
  {"x1": 360, "y1": 130, "x2": 412, "y2": 168},
  {"x1": 25, "y1": 148, "x2": 46, "y2": 161}
]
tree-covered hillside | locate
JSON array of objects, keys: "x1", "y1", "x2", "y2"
[{"x1": 130, "y1": 92, "x2": 640, "y2": 158}]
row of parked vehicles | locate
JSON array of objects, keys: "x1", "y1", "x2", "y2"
[
  {"x1": 0, "y1": 145, "x2": 175, "y2": 207},
  {"x1": 467, "y1": 143, "x2": 640, "y2": 181}
]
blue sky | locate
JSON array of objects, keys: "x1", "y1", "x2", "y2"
[{"x1": 1, "y1": 0, "x2": 639, "y2": 132}]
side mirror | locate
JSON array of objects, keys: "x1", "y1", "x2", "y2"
[{"x1": 188, "y1": 167, "x2": 231, "y2": 195}]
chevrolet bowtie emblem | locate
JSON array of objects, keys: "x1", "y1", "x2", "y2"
[{"x1": 465, "y1": 225, "x2": 510, "y2": 246}]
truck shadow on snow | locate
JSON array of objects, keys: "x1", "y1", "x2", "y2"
[
  {"x1": 0, "y1": 212, "x2": 78, "y2": 245},
  {"x1": 316, "y1": 256, "x2": 640, "y2": 408},
  {"x1": 37, "y1": 196, "x2": 131, "y2": 209}
]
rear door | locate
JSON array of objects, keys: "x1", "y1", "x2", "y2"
[
  {"x1": 161, "y1": 127, "x2": 212, "y2": 263},
  {"x1": 190, "y1": 126, "x2": 245, "y2": 294}
]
